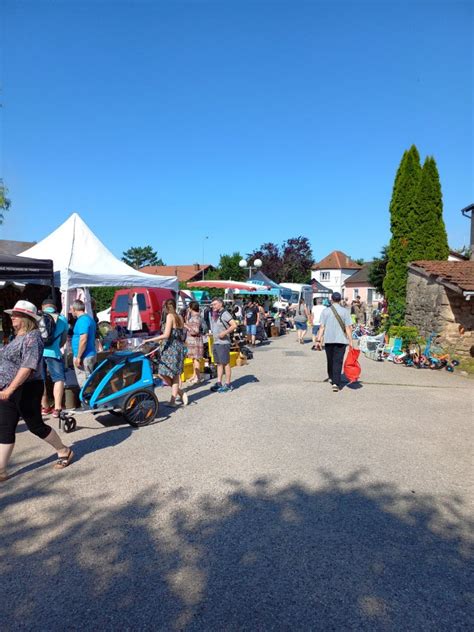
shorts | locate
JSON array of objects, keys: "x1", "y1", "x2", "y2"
[
  {"x1": 312, "y1": 325, "x2": 321, "y2": 336},
  {"x1": 295, "y1": 321, "x2": 307, "y2": 331},
  {"x1": 74, "y1": 355, "x2": 97, "y2": 388},
  {"x1": 212, "y1": 344, "x2": 230, "y2": 366},
  {"x1": 246, "y1": 324, "x2": 257, "y2": 335},
  {"x1": 44, "y1": 357, "x2": 66, "y2": 383}
]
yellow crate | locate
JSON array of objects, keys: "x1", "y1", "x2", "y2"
[
  {"x1": 181, "y1": 358, "x2": 194, "y2": 382},
  {"x1": 229, "y1": 351, "x2": 239, "y2": 368},
  {"x1": 181, "y1": 357, "x2": 205, "y2": 382}
]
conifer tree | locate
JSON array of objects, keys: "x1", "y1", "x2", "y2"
[
  {"x1": 416, "y1": 157, "x2": 449, "y2": 260},
  {"x1": 383, "y1": 145, "x2": 422, "y2": 325}
]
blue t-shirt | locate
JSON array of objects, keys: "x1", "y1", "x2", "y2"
[
  {"x1": 43, "y1": 313, "x2": 68, "y2": 360},
  {"x1": 72, "y1": 314, "x2": 97, "y2": 359}
]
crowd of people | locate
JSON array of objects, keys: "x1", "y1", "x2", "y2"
[{"x1": 0, "y1": 290, "x2": 360, "y2": 481}]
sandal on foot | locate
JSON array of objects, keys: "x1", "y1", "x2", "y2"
[
  {"x1": 54, "y1": 449, "x2": 74, "y2": 470},
  {"x1": 42, "y1": 406, "x2": 53, "y2": 415}
]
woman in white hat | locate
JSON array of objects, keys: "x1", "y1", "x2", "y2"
[{"x1": 0, "y1": 300, "x2": 73, "y2": 481}]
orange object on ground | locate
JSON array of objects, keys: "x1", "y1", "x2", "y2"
[{"x1": 344, "y1": 348, "x2": 361, "y2": 383}]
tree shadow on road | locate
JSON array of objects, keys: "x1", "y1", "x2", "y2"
[{"x1": 1, "y1": 470, "x2": 471, "y2": 630}]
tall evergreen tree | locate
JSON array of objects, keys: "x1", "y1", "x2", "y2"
[
  {"x1": 415, "y1": 156, "x2": 449, "y2": 260},
  {"x1": 383, "y1": 145, "x2": 422, "y2": 325}
]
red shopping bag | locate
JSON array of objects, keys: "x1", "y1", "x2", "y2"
[{"x1": 343, "y1": 347, "x2": 361, "y2": 383}]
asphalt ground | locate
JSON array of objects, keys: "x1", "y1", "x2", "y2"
[{"x1": 1, "y1": 332, "x2": 473, "y2": 631}]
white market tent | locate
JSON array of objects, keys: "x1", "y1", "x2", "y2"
[{"x1": 19, "y1": 213, "x2": 178, "y2": 291}]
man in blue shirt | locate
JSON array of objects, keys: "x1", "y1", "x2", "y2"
[
  {"x1": 71, "y1": 299, "x2": 97, "y2": 388},
  {"x1": 41, "y1": 298, "x2": 69, "y2": 417}
]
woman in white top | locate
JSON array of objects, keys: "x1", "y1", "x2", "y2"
[{"x1": 311, "y1": 299, "x2": 326, "y2": 350}]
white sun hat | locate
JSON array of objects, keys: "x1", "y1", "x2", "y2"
[{"x1": 4, "y1": 300, "x2": 41, "y2": 321}]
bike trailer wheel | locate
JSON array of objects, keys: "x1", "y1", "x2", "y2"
[
  {"x1": 122, "y1": 390, "x2": 159, "y2": 427},
  {"x1": 64, "y1": 416, "x2": 77, "y2": 433}
]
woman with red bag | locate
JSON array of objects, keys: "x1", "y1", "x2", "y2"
[{"x1": 315, "y1": 292, "x2": 354, "y2": 392}]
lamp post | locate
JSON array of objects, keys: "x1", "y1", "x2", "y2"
[
  {"x1": 239, "y1": 258, "x2": 263, "y2": 279},
  {"x1": 202, "y1": 236, "x2": 209, "y2": 279},
  {"x1": 461, "y1": 204, "x2": 474, "y2": 261}
]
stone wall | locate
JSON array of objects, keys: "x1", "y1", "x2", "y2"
[{"x1": 405, "y1": 270, "x2": 474, "y2": 358}]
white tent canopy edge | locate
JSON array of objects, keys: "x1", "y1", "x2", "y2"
[{"x1": 19, "y1": 213, "x2": 178, "y2": 291}]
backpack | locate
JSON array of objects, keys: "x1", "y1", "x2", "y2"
[
  {"x1": 38, "y1": 312, "x2": 67, "y2": 347},
  {"x1": 38, "y1": 312, "x2": 57, "y2": 347}
]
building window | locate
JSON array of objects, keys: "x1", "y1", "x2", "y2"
[
  {"x1": 321, "y1": 271, "x2": 330, "y2": 281},
  {"x1": 353, "y1": 289, "x2": 359, "y2": 298}
]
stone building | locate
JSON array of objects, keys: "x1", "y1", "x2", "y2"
[{"x1": 406, "y1": 261, "x2": 474, "y2": 358}]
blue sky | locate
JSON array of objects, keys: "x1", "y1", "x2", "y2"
[{"x1": 1, "y1": 0, "x2": 472, "y2": 267}]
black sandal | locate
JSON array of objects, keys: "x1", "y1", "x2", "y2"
[{"x1": 54, "y1": 449, "x2": 74, "y2": 470}]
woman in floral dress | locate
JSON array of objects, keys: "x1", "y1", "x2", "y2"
[
  {"x1": 147, "y1": 299, "x2": 188, "y2": 407},
  {"x1": 184, "y1": 301, "x2": 204, "y2": 384}
]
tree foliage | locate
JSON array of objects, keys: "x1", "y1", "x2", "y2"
[
  {"x1": 248, "y1": 237, "x2": 314, "y2": 283},
  {"x1": 90, "y1": 287, "x2": 118, "y2": 312},
  {"x1": 0, "y1": 180, "x2": 11, "y2": 224},
  {"x1": 247, "y1": 242, "x2": 283, "y2": 282},
  {"x1": 368, "y1": 246, "x2": 389, "y2": 295},
  {"x1": 384, "y1": 146, "x2": 422, "y2": 325},
  {"x1": 217, "y1": 252, "x2": 247, "y2": 281},
  {"x1": 281, "y1": 236, "x2": 314, "y2": 283},
  {"x1": 412, "y1": 156, "x2": 449, "y2": 260},
  {"x1": 383, "y1": 146, "x2": 451, "y2": 325},
  {"x1": 122, "y1": 246, "x2": 164, "y2": 269}
]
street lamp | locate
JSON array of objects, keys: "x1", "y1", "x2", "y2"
[
  {"x1": 239, "y1": 258, "x2": 262, "y2": 279},
  {"x1": 202, "y1": 236, "x2": 209, "y2": 280}
]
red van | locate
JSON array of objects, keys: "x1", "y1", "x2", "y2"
[{"x1": 110, "y1": 288, "x2": 176, "y2": 332}]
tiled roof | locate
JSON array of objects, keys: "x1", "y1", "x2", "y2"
[
  {"x1": 312, "y1": 250, "x2": 362, "y2": 271},
  {"x1": 344, "y1": 263, "x2": 374, "y2": 285},
  {"x1": 140, "y1": 264, "x2": 214, "y2": 283},
  {"x1": 0, "y1": 239, "x2": 36, "y2": 255},
  {"x1": 410, "y1": 260, "x2": 474, "y2": 292}
]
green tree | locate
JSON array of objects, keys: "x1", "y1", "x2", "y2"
[
  {"x1": 90, "y1": 287, "x2": 118, "y2": 312},
  {"x1": 217, "y1": 252, "x2": 247, "y2": 281},
  {"x1": 411, "y1": 156, "x2": 449, "y2": 260},
  {"x1": 281, "y1": 236, "x2": 314, "y2": 283},
  {"x1": 0, "y1": 180, "x2": 11, "y2": 224},
  {"x1": 384, "y1": 145, "x2": 422, "y2": 325},
  {"x1": 368, "y1": 246, "x2": 389, "y2": 295},
  {"x1": 122, "y1": 246, "x2": 164, "y2": 269}
]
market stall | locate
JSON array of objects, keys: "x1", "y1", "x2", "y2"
[
  {"x1": 0, "y1": 254, "x2": 55, "y2": 343},
  {"x1": 19, "y1": 213, "x2": 178, "y2": 300}
]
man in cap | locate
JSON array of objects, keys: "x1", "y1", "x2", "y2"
[{"x1": 316, "y1": 292, "x2": 353, "y2": 392}]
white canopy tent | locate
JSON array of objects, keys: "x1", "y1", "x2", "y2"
[{"x1": 19, "y1": 213, "x2": 178, "y2": 291}]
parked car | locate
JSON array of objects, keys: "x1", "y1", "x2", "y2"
[{"x1": 110, "y1": 288, "x2": 177, "y2": 333}]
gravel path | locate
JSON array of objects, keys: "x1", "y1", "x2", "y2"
[{"x1": 1, "y1": 332, "x2": 472, "y2": 631}]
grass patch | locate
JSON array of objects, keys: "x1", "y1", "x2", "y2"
[{"x1": 458, "y1": 357, "x2": 474, "y2": 376}]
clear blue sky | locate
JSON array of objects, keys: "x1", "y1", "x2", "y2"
[{"x1": 1, "y1": 0, "x2": 472, "y2": 267}]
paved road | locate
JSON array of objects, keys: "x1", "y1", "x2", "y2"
[{"x1": 1, "y1": 333, "x2": 472, "y2": 631}]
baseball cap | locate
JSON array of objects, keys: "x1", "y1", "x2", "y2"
[{"x1": 332, "y1": 292, "x2": 342, "y2": 301}]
